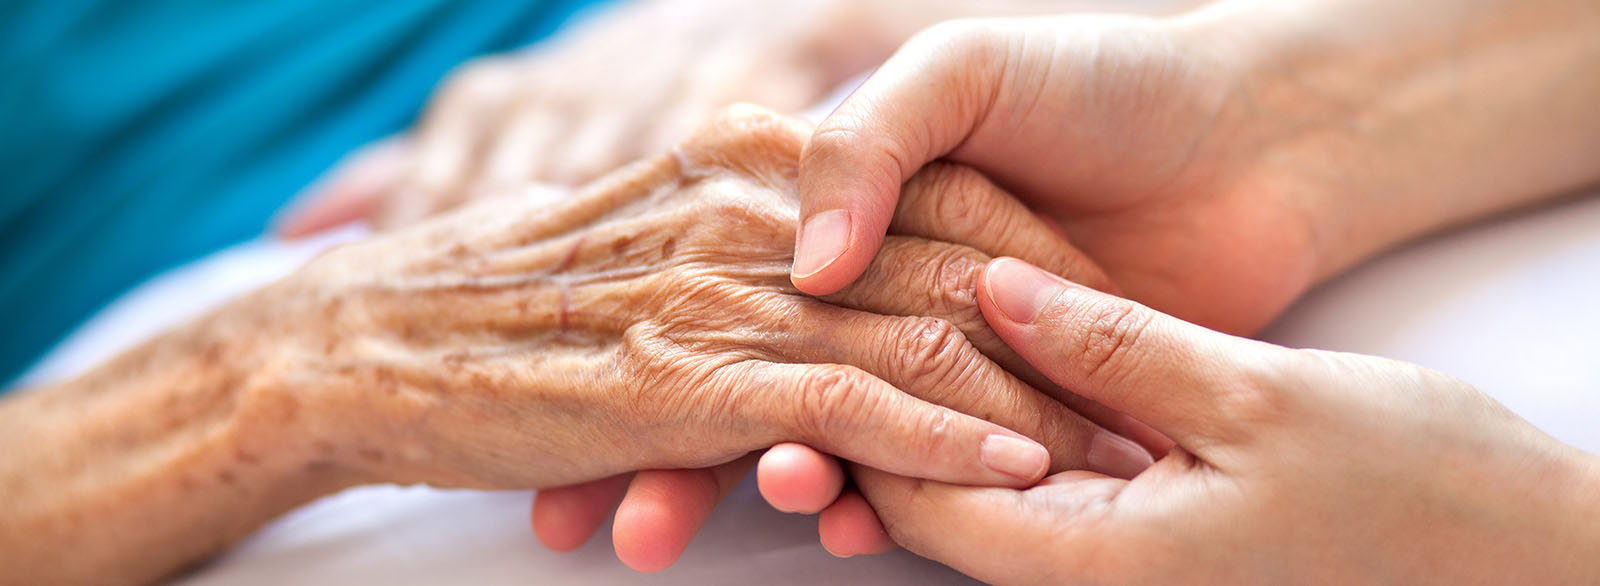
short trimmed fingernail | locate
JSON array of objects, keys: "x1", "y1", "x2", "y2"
[
  {"x1": 984, "y1": 258, "x2": 1065, "y2": 324},
  {"x1": 980, "y1": 434, "x2": 1049, "y2": 482},
  {"x1": 793, "y1": 209, "x2": 852, "y2": 278},
  {"x1": 1087, "y1": 433, "x2": 1154, "y2": 480}
]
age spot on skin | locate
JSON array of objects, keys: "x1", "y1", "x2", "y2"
[
  {"x1": 661, "y1": 236, "x2": 677, "y2": 259},
  {"x1": 612, "y1": 234, "x2": 635, "y2": 254}
]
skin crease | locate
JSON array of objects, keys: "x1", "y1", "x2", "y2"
[
  {"x1": 538, "y1": 0, "x2": 1600, "y2": 571},
  {"x1": 0, "y1": 106, "x2": 1156, "y2": 586}
]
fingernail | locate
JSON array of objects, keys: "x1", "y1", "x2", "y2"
[
  {"x1": 793, "y1": 209, "x2": 852, "y2": 278},
  {"x1": 984, "y1": 258, "x2": 1065, "y2": 324},
  {"x1": 980, "y1": 434, "x2": 1049, "y2": 482},
  {"x1": 1087, "y1": 433, "x2": 1154, "y2": 480}
]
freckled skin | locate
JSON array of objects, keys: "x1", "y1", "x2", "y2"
[{"x1": 0, "y1": 105, "x2": 1125, "y2": 586}]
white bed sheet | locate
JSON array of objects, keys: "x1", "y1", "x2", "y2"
[{"x1": 17, "y1": 170, "x2": 1599, "y2": 586}]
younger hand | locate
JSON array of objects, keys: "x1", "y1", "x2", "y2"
[
  {"x1": 848, "y1": 258, "x2": 1600, "y2": 584},
  {"x1": 792, "y1": 13, "x2": 1323, "y2": 335}
]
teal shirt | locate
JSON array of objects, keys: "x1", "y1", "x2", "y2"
[{"x1": 0, "y1": 0, "x2": 610, "y2": 386}]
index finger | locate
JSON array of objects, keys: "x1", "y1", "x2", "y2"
[{"x1": 791, "y1": 20, "x2": 1006, "y2": 295}]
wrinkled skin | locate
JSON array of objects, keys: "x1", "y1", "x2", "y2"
[
  {"x1": 272, "y1": 106, "x2": 1141, "y2": 492},
  {"x1": 0, "y1": 105, "x2": 1154, "y2": 586}
]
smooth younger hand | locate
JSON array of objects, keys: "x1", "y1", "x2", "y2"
[{"x1": 849, "y1": 258, "x2": 1600, "y2": 584}]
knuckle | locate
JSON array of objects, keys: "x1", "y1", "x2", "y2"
[
  {"x1": 679, "y1": 105, "x2": 808, "y2": 175},
  {"x1": 908, "y1": 408, "x2": 957, "y2": 465},
  {"x1": 802, "y1": 125, "x2": 869, "y2": 162},
  {"x1": 1068, "y1": 298, "x2": 1153, "y2": 390},
  {"x1": 890, "y1": 317, "x2": 976, "y2": 396},
  {"x1": 796, "y1": 366, "x2": 878, "y2": 439},
  {"x1": 924, "y1": 165, "x2": 999, "y2": 235},
  {"x1": 925, "y1": 246, "x2": 988, "y2": 326},
  {"x1": 803, "y1": 121, "x2": 910, "y2": 175}
]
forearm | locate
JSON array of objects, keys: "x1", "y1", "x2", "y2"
[
  {"x1": 1554, "y1": 451, "x2": 1600, "y2": 582},
  {"x1": 0, "y1": 289, "x2": 354, "y2": 586},
  {"x1": 1182, "y1": 0, "x2": 1600, "y2": 280},
  {"x1": 810, "y1": 0, "x2": 1197, "y2": 91}
]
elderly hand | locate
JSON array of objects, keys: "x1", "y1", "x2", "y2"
[
  {"x1": 850, "y1": 258, "x2": 1600, "y2": 584},
  {"x1": 276, "y1": 106, "x2": 1144, "y2": 492},
  {"x1": 528, "y1": 132, "x2": 1165, "y2": 571},
  {"x1": 0, "y1": 106, "x2": 1155, "y2": 586}
]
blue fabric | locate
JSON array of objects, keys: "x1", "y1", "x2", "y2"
[{"x1": 0, "y1": 0, "x2": 613, "y2": 387}]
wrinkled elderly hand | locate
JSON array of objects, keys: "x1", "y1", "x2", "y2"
[
  {"x1": 852, "y1": 258, "x2": 1600, "y2": 585},
  {"x1": 524, "y1": 116, "x2": 1167, "y2": 571},
  {"x1": 0, "y1": 106, "x2": 1155, "y2": 585},
  {"x1": 272, "y1": 106, "x2": 1147, "y2": 494}
]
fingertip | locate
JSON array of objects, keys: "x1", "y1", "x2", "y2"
[
  {"x1": 790, "y1": 210, "x2": 884, "y2": 297},
  {"x1": 611, "y1": 470, "x2": 720, "y2": 573},
  {"x1": 757, "y1": 443, "x2": 845, "y2": 513},
  {"x1": 612, "y1": 493, "x2": 686, "y2": 573},
  {"x1": 530, "y1": 475, "x2": 629, "y2": 552},
  {"x1": 789, "y1": 253, "x2": 871, "y2": 297},
  {"x1": 979, "y1": 433, "x2": 1051, "y2": 486},
  {"x1": 818, "y1": 490, "x2": 895, "y2": 557},
  {"x1": 531, "y1": 492, "x2": 590, "y2": 552}
]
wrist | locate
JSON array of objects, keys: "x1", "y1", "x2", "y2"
[
  {"x1": 1163, "y1": 1, "x2": 1412, "y2": 281},
  {"x1": 164, "y1": 283, "x2": 368, "y2": 499},
  {"x1": 1172, "y1": 0, "x2": 1600, "y2": 281},
  {"x1": 0, "y1": 291, "x2": 359, "y2": 585},
  {"x1": 244, "y1": 270, "x2": 429, "y2": 487}
]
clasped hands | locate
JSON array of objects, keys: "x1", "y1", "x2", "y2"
[
  {"x1": 275, "y1": 104, "x2": 1154, "y2": 559},
  {"x1": 318, "y1": 102, "x2": 1595, "y2": 585},
  {"x1": 279, "y1": 7, "x2": 1600, "y2": 585}
]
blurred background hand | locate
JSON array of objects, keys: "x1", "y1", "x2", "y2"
[{"x1": 276, "y1": 0, "x2": 1190, "y2": 237}]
